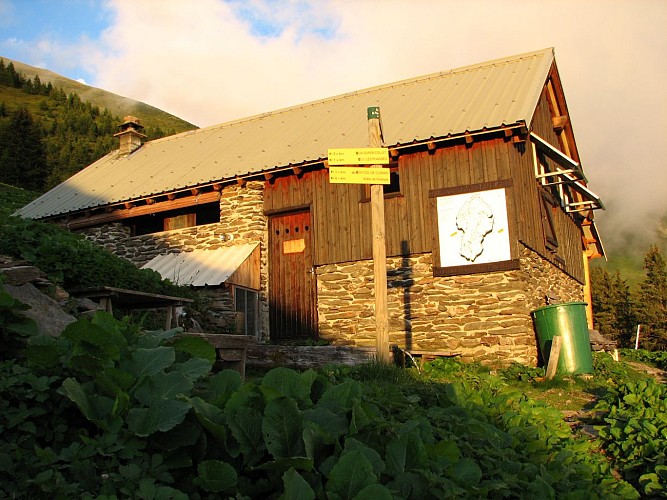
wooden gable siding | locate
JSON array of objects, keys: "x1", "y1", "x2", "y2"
[
  {"x1": 264, "y1": 135, "x2": 520, "y2": 265},
  {"x1": 513, "y1": 88, "x2": 585, "y2": 282},
  {"x1": 263, "y1": 92, "x2": 585, "y2": 284}
]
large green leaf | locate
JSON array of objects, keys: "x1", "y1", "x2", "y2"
[
  {"x1": 189, "y1": 396, "x2": 228, "y2": 444},
  {"x1": 61, "y1": 377, "x2": 114, "y2": 428},
  {"x1": 171, "y1": 357, "x2": 212, "y2": 382},
  {"x1": 126, "y1": 399, "x2": 191, "y2": 437},
  {"x1": 326, "y1": 449, "x2": 376, "y2": 500},
  {"x1": 62, "y1": 317, "x2": 126, "y2": 368},
  {"x1": 134, "y1": 371, "x2": 193, "y2": 406},
  {"x1": 262, "y1": 396, "x2": 305, "y2": 459},
  {"x1": 204, "y1": 369, "x2": 242, "y2": 407},
  {"x1": 261, "y1": 367, "x2": 317, "y2": 405},
  {"x1": 319, "y1": 381, "x2": 362, "y2": 412},
  {"x1": 343, "y1": 438, "x2": 385, "y2": 477},
  {"x1": 302, "y1": 406, "x2": 349, "y2": 442},
  {"x1": 171, "y1": 335, "x2": 216, "y2": 364},
  {"x1": 193, "y1": 460, "x2": 237, "y2": 493},
  {"x1": 282, "y1": 467, "x2": 315, "y2": 500},
  {"x1": 127, "y1": 346, "x2": 175, "y2": 378}
]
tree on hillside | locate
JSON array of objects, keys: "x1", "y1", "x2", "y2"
[
  {"x1": 591, "y1": 267, "x2": 636, "y2": 346},
  {"x1": 634, "y1": 244, "x2": 667, "y2": 350},
  {"x1": 0, "y1": 107, "x2": 48, "y2": 191}
]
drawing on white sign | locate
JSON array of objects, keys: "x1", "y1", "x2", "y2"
[{"x1": 456, "y1": 195, "x2": 495, "y2": 261}]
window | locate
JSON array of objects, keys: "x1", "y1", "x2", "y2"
[
  {"x1": 128, "y1": 203, "x2": 220, "y2": 236},
  {"x1": 235, "y1": 286, "x2": 258, "y2": 336},
  {"x1": 361, "y1": 162, "x2": 401, "y2": 200},
  {"x1": 540, "y1": 188, "x2": 559, "y2": 252}
]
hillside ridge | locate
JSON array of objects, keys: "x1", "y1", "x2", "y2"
[{"x1": 1, "y1": 56, "x2": 197, "y2": 132}]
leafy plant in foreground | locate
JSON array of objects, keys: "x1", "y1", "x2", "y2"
[{"x1": 594, "y1": 378, "x2": 667, "y2": 497}]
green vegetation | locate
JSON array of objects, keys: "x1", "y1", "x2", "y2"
[
  {"x1": 0, "y1": 58, "x2": 196, "y2": 191},
  {"x1": 1, "y1": 300, "x2": 654, "y2": 498},
  {"x1": 592, "y1": 244, "x2": 667, "y2": 351},
  {"x1": 0, "y1": 203, "x2": 182, "y2": 298}
]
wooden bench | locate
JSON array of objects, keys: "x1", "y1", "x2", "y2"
[{"x1": 187, "y1": 333, "x2": 257, "y2": 379}]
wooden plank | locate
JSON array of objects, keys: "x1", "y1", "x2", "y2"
[
  {"x1": 545, "y1": 335, "x2": 562, "y2": 380},
  {"x1": 246, "y1": 344, "x2": 376, "y2": 369}
]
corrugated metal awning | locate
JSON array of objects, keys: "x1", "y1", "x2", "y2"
[{"x1": 142, "y1": 243, "x2": 258, "y2": 287}]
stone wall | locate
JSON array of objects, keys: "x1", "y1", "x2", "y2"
[
  {"x1": 316, "y1": 245, "x2": 584, "y2": 367},
  {"x1": 78, "y1": 181, "x2": 270, "y2": 338}
]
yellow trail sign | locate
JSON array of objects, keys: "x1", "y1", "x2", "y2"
[
  {"x1": 329, "y1": 166, "x2": 390, "y2": 185},
  {"x1": 328, "y1": 147, "x2": 389, "y2": 165}
]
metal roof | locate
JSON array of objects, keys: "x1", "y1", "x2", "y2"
[
  {"x1": 142, "y1": 243, "x2": 258, "y2": 287},
  {"x1": 19, "y1": 48, "x2": 555, "y2": 220}
]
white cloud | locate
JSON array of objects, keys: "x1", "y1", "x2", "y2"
[{"x1": 8, "y1": 0, "x2": 667, "y2": 253}]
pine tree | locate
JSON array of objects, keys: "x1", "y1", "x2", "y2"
[
  {"x1": 635, "y1": 245, "x2": 667, "y2": 350},
  {"x1": 0, "y1": 107, "x2": 48, "y2": 191},
  {"x1": 591, "y1": 267, "x2": 636, "y2": 346}
]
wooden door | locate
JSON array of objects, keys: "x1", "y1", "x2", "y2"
[{"x1": 269, "y1": 210, "x2": 317, "y2": 339}]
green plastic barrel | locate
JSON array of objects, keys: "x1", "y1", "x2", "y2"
[{"x1": 531, "y1": 302, "x2": 593, "y2": 374}]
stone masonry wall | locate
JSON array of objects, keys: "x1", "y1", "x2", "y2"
[
  {"x1": 79, "y1": 181, "x2": 269, "y2": 337},
  {"x1": 316, "y1": 245, "x2": 584, "y2": 367}
]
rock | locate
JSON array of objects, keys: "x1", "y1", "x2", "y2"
[{"x1": 4, "y1": 283, "x2": 76, "y2": 337}]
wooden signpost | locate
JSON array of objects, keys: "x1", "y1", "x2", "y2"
[{"x1": 327, "y1": 107, "x2": 391, "y2": 363}]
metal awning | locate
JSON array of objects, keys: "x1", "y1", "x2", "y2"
[
  {"x1": 531, "y1": 132, "x2": 605, "y2": 213},
  {"x1": 142, "y1": 243, "x2": 259, "y2": 287}
]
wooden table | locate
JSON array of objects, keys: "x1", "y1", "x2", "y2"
[{"x1": 70, "y1": 286, "x2": 193, "y2": 330}]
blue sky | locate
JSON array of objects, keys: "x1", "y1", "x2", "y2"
[{"x1": 1, "y1": 0, "x2": 667, "y2": 246}]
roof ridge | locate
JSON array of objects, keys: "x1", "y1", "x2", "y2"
[{"x1": 148, "y1": 47, "x2": 554, "y2": 146}]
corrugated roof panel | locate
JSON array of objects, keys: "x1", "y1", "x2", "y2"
[
  {"x1": 142, "y1": 243, "x2": 258, "y2": 287},
  {"x1": 18, "y1": 48, "x2": 554, "y2": 220}
]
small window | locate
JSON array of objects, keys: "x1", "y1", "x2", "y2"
[
  {"x1": 540, "y1": 188, "x2": 559, "y2": 252},
  {"x1": 164, "y1": 213, "x2": 195, "y2": 231},
  {"x1": 235, "y1": 287, "x2": 258, "y2": 337}
]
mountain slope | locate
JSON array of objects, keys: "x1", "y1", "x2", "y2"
[{"x1": 2, "y1": 56, "x2": 197, "y2": 133}]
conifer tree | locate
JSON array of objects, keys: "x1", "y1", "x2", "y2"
[
  {"x1": 0, "y1": 107, "x2": 48, "y2": 191},
  {"x1": 635, "y1": 245, "x2": 667, "y2": 350},
  {"x1": 591, "y1": 267, "x2": 636, "y2": 346}
]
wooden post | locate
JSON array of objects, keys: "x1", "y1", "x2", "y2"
[{"x1": 368, "y1": 106, "x2": 390, "y2": 363}]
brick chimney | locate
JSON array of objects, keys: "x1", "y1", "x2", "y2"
[{"x1": 114, "y1": 116, "x2": 147, "y2": 155}]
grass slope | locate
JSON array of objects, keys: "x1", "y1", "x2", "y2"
[{"x1": 1, "y1": 56, "x2": 197, "y2": 133}]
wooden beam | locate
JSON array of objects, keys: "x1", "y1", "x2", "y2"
[
  {"x1": 167, "y1": 193, "x2": 176, "y2": 201},
  {"x1": 124, "y1": 202, "x2": 134, "y2": 209},
  {"x1": 264, "y1": 172, "x2": 274, "y2": 181},
  {"x1": 145, "y1": 198, "x2": 155, "y2": 205},
  {"x1": 64, "y1": 190, "x2": 222, "y2": 229},
  {"x1": 552, "y1": 115, "x2": 569, "y2": 132},
  {"x1": 292, "y1": 166, "x2": 303, "y2": 176},
  {"x1": 427, "y1": 142, "x2": 436, "y2": 154},
  {"x1": 236, "y1": 176, "x2": 247, "y2": 187},
  {"x1": 389, "y1": 148, "x2": 400, "y2": 158},
  {"x1": 212, "y1": 183, "x2": 223, "y2": 191},
  {"x1": 190, "y1": 188, "x2": 200, "y2": 196},
  {"x1": 464, "y1": 132, "x2": 474, "y2": 145}
]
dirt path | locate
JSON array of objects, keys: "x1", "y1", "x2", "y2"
[{"x1": 626, "y1": 361, "x2": 667, "y2": 383}]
